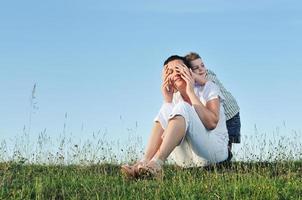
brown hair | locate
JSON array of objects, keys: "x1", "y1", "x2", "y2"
[{"x1": 184, "y1": 52, "x2": 201, "y2": 62}]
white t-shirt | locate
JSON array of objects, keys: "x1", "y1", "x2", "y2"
[{"x1": 172, "y1": 81, "x2": 228, "y2": 141}]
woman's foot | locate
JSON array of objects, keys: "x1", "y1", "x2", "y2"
[
  {"x1": 121, "y1": 164, "x2": 138, "y2": 178},
  {"x1": 138, "y1": 158, "x2": 164, "y2": 179},
  {"x1": 121, "y1": 160, "x2": 147, "y2": 179}
]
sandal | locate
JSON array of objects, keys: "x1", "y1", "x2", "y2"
[
  {"x1": 121, "y1": 160, "x2": 147, "y2": 179},
  {"x1": 138, "y1": 159, "x2": 164, "y2": 179}
]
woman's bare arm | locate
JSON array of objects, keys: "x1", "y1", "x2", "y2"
[{"x1": 189, "y1": 95, "x2": 220, "y2": 130}]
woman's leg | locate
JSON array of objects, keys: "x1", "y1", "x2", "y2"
[
  {"x1": 137, "y1": 116, "x2": 186, "y2": 177},
  {"x1": 178, "y1": 103, "x2": 228, "y2": 164},
  {"x1": 121, "y1": 122, "x2": 164, "y2": 178},
  {"x1": 137, "y1": 102, "x2": 228, "y2": 178},
  {"x1": 155, "y1": 116, "x2": 186, "y2": 161},
  {"x1": 122, "y1": 104, "x2": 174, "y2": 178},
  {"x1": 143, "y1": 122, "x2": 164, "y2": 161},
  {"x1": 143, "y1": 103, "x2": 174, "y2": 161},
  {"x1": 156, "y1": 102, "x2": 228, "y2": 164}
]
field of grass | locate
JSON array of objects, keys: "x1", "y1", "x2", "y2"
[
  {"x1": 1, "y1": 160, "x2": 301, "y2": 199},
  {"x1": 1, "y1": 113, "x2": 301, "y2": 199}
]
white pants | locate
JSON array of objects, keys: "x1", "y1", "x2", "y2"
[{"x1": 155, "y1": 102, "x2": 228, "y2": 167}]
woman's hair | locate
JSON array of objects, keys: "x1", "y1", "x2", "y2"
[
  {"x1": 184, "y1": 52, "x2": 201, "y2": 62},
  {"x1": 164, "y1": 55, "x2": 191, "y2": 68}
]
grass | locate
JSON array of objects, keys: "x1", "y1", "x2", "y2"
[
  {"x1": 1, "y1": 161, "x2": 302, "y2": 199},
  {"x1": 1, "y1": 128, "x2": 301, "y2": 199},
  {"x1": 0, "y1": 127, "x2": 302, "y2": 199}
]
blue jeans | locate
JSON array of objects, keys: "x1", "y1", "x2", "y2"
[{"x1": 226, "y1": 112, "x2": 241, "y2": 143}]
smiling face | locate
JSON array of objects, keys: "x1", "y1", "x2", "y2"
[
  {"x1": 189, "y1": 58, "x2": 207, "y2": 79},
  {"x1": 166, "y1": 59, "x2": 187, "y2": 91}
]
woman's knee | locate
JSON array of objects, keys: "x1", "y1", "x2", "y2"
[
  {"x1": 175, "y1": 101, "x2": 191, "y2": 110},
  {"x1": 171, "y1": 101, "x2": 192, "y2": 120},
  {"x1": 169, "y1": 115, "x2": 185, "y2": 124}
]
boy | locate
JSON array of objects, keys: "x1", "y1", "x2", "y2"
[{"x1": 185, "y1": 52, "x2": 241, "y2": 159}]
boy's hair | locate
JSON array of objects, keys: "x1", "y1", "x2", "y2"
[
  {"x1": 163, "y1": 55, "x2": 190, "y2": 68},
  {"x1": 184, "y1": 52, "x2": 201, "y2": 62}
]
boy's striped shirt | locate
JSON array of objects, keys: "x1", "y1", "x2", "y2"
[{"x1": 206, "y1": 69, "x2": 240, "y2": 120}]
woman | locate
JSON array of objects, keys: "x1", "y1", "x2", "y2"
[{"x1": 121, "y1": 55, "x2": 229, "y2": 178}]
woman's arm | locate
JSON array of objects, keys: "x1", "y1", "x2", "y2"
[
  {"x1": 178, "y1": 64, "x2": 220, "y2": 130},
  {"x1": 189, "y1": 94, "x2": 220, "y2": 130}
]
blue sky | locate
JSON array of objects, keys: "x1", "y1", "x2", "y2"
[{"x1": 0, "y1": 0, "x2": 302, "y2": 154}]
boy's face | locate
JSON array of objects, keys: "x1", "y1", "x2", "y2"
[{"x1": 189, "y1": 58, "x2": 207, "y2": 77}]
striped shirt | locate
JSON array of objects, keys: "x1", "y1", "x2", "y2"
[{"x1": 206, "y1": 69, "x2": 240, "y2": 120}]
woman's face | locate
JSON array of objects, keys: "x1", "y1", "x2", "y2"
[{"x1": 167, "y1": 60, "x2": 186, "y2": 91}]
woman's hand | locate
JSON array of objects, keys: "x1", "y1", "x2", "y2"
[
  {"x1": 175, "y1": 64, "x2": 195, "y2": 96},
  {"x1": 161, "y1": 65, "x2": 174, "y2": 103}
]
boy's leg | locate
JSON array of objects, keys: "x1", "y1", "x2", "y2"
[{"x1": 226, "y1": 112, "x2": 241, "y2": 151}]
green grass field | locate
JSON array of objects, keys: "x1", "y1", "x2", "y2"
[
  {"x1": 1, "y1": 161, "x2": 301, "y2": 199},
  {"x1": 1, "y1": 123, "x2": 301, "y2": 199}
]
